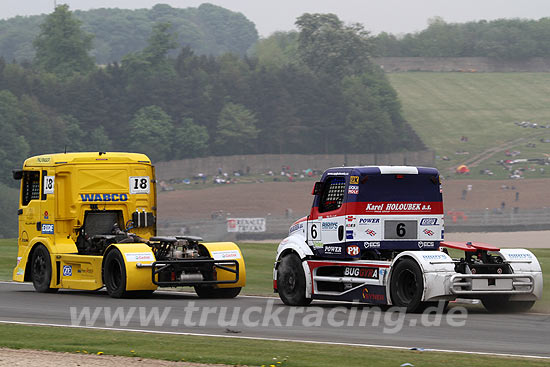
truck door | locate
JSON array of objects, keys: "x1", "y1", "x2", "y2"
[
  {"x1": 309, "y1": 176, "x2": 347, "y2": 256},
  {"x1": 18, "y1": 169, "x2": 46, "y2": 249}
]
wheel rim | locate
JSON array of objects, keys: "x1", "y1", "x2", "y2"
[
  {"x1": 285, "y1": 270, "x2": 297, "y2": 292},
  {"x1": 396, "y1": 268, "x2": 417, "y2": 304}
]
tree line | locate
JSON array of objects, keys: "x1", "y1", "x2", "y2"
[
  {"x1": 0, "y1": 3, "x2": 258, "y2": 64},
  {"x1": 0, "y1": 7, "x2": 423, "y2": 237},
  {"x1": 373, "y1": 17, "x2": 550, "y2": 59}
]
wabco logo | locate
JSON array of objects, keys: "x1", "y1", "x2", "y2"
[{"x1": 80, "y1": 193, "x2": 129, "y2": 202}]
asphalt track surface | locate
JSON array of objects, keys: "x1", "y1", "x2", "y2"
[{"x1": 0, "y1": 282, "x2": 549, "y2": 358}]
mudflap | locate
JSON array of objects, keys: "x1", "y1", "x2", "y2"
[
  {"x1": 200, "y1": 242, "x2": 246, "y2": 289},
  {"x1": 108, "y1": 243, "x2": 158, "y2": 292}
]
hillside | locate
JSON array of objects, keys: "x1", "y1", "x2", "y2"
[{"x1": 387, "y1": 72, "x2": 550, "y2": 179}]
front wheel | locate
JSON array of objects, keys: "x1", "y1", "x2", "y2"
[
  {"x1": 194, "y1": 286, "x2": 241, "y2": 298},
  {"x1": 277, "y1": 253, "x2": 312, "y2": 306},
  {"x1": 481, "y1": 295, "x2": 535, "y2": 313},
  {"x1": 390, "y1": 259, "x2": 426, "y2": 312},
  {"x1": 31, "y1": 244, "x2": 58, "y2": 293},
  {"x1": 103, "y1": 249, "x2": 127, "y2": 298}
]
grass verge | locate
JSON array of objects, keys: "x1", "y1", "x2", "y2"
[{"x1": 0, "y1": 323, "x2": 547, "y2": 366}]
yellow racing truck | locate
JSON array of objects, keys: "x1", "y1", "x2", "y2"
[{"x1": 12, "y1": 152, "x2": 245, "y2": 298}]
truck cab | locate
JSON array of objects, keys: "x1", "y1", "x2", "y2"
[
  {"x1": 303, "y1": 166, "x2": 443, "y2": 259},
  {"x1": 274, "y1": 166, "x2": 542, "y2": 312},
  {"x1": 13, "y1": 152, "x2": 245, "y2": 298}
]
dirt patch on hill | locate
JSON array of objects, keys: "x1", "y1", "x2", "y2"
[{"x1": 157, "y1": 178, "x2": 550, "y2": 220}]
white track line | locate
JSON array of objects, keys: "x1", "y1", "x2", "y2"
[{"x1": 0, "y1": 320, "x2": 548, "y2": 360}]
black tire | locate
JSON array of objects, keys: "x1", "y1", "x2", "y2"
[
  {"x1": 390, "y1": 258, "x2": 425, "y2": 312},
  {"x1": 103, "y1": 249, "x2": 127, "y2": 298},
  {"x1": 194, "y1": 286, "x2": 241, "y2": 298},
  {"x1": 31, "y1": 244, "x2": 58, "y2": 293},
  {"x1": 481, "y1": 295, "x2": 535, "y2": 313},
  {"x1": 277, "y1": 253, "x2": 312, "y2": 306}
]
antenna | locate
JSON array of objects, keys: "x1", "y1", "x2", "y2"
[{"x1": 64, "y1": 145, "x2": 67, "y2": 154}]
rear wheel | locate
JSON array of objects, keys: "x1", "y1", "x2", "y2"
[
  {"x1": 277, "y1": 253, "x2": 312, "y2": 306},
  {"x1": 103, "y1": 249, "x2": 127, "y2": 298},
  {"x1": 31, "y1": 244, "x2": 58, "y2": 293},
  {"x1": 194, "y1": 286, "x2": 241, "y2": 298},
  {"x1": 390, "y1": 259, "x2": 426, "y2": 312},
  {"x1": 481, "y1": 295, "x2": 535, "y2": 313}
]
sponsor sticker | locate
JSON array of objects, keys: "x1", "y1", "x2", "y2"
[
  {"x1": 420, "y1": 218, "x2": 438, "y2": 226},
  {"x1": 16, "y1": 268, "x2": 24, "y2": 276},
  {"x1": 347, "y1": 245, "x2": 360, "y2": 256},
  {"x1": 364, "y1": 241, "x2": 381, "y2": 249},
  {"x1": 211, "y1": 250, "x2": 241, "y2": 260},
  {"x1": 418, "y1": 241, "x2": 435, "y2": 249},
  {"x1": 348, "y1": 185, "x2": 359, "y2": 195},
  {"x1": 344, "y1": 267, "x2": 379, "y2": 279},
  {"x1": 63, "y1": 265, "x2": 72, "y2": 277},
  {"x1": 324, "y1": 245, "x2": 342, "y2": 254},
  {"x1": 41, "y1": 224, "x2": 54, "y2": 234},
  {"x1": 289, "y1": 222, "x2": 304, "y2": 234},
  {"x1": 507, "y1": 252, "x2": 533, "y2": 259},
  {"x1": 362, "y1": 287, "x2": 385, "y2": 302},
  {"x1": 350, "y1": 176, "x2": 359, "y2": 184},
  {"x1": 124, "y1": 252, "x2": 155, "y2": 262},
  {"x1": 346, "y1": 230, "x2": 354, "y2": 239},
  {"x1": 313, "y1": 241, "x2": 323, "y2": 248},
  {"x1": 16, "y1": 257, "x2": 22, "y2": 265},
  {"x1": 365, "y1": 202, "x2": 438, "y2": 214},
  {"x1": 365, "y1": 229, "x2": 377, "y2": 237},
  {"x1": 359, "y1": 218, "x2": 380, "y2": 225},
  {"x1": 423, "y1": 229, "x2": 434, "y2": 236},
  {"x1": 422, "y1": 254, "x2": 447, "y2": 260},
  {"x1": 322, "y1": 222, "x2": 338, "y2": 230},
  {"x1": 80, "y1": 193, "x2": 129, "y2": 202}
]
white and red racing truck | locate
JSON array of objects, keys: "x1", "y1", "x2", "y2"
[{"x1": 273, "y1": 166, "x2": 543, "y2": 312}]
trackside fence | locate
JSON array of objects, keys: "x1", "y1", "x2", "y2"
[{"x1": 158, "y1": 208, "x2": 550, "y2": 241}]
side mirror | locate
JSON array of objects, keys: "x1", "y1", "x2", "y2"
[
  {"x1": 312, "y1": 181, "x2": 324, "y2": 195},
  {"x1": 12, "y1": 170, "x2": 23, "y2": 180}
]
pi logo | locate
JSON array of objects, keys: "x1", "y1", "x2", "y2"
[{"x1": 347, "y1": 245, "x2": 360, "y2": 256}]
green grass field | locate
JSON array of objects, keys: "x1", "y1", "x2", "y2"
[
  {"x1": 388, "y1": 72, "x2": 550, "y2": 178},
  {"x1": 0, "y1": 323, "x2": 548, "y2": 367}
]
